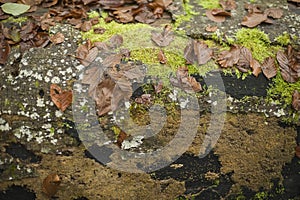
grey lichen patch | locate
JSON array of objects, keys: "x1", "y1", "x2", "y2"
[
  {"x1": 214, "y1": 113, "x2": 296, "y2": 191},
  {"x1": 0, "y1": 24, "x2": 81, "y2": 145}
]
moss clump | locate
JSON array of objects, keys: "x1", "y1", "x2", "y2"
[
  {"x1": 275, "y1": 32, "x2": 291, "y2": 46},
  {"x1": 81, "y1": 17, "x2": 151, "y2": 43},
  {"x1": 197, "y1": 0, "x2": 221, "y2": 9},
  {"x1": 235, "y1": 28, "x2": 277, "y2": 62},
  {"x1": 267, "y1": 73, "x2": 300, "y2": 122},
  {"x1": 173, "y1": 0, "x2": 199, "y2": 29},
  {"x1": 2, "y1": 16, "x2": 28, "y2": 24}
]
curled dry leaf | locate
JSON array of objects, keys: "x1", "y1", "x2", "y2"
[
  {"x1": 49, "y1": 32, "x2": 64, "y2": 44},
  {"x1": 50, "y1": 84, "x2": 73, "y2": 112},
  {"x1": 241, "y1": 12, "x2": 268, "y2": 28},
  {"x1": 116, "y1": 129, "x2": 128, "y2": 148},
  {"x1": 217, "y1": 45, "x2": 240, "y2": 68},
  {"x1": 206, "y1": 9, "x2": 231, "y2": 23},
  {"x1": 170, "y1": 66, "x2": 202, "y2": 93},
  {"x1": 236, "y1": 46, "x2": 253, "y2": 72},
  {"x1": 292, "y1": 90, "x2": 300, "y2": 111},
  {"x1": 264, "y1": 8, "x2": 283, "y2": 19},
  {"x1": 276, "y1": 45, "x2": 299, "y2": 83},
  {"x1": 42, "y1": 173, "x2": 61, "y2": 197},
  {"x1": 261, "y1": 57, "x2": 277, "y2": 79},
  {"x1": 250, "y1": 59, "x2": 262, "y2": 77},
  {"x1": 80, "y1": 20, "x2": 92, "y2": 32},
  {"x1": 219, "y1": 0, "x2": 237, "y2": 11},
  {"x1": 184, "y1": 40, "x2": 213, "y2": 65},
  {"x1": 151, "y1": 25, "x2": 174, "y2": 47},
  {"x1": 158, "y1": 49, "x2": 167, "y2": 64}
]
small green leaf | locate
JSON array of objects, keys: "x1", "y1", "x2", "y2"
[{"x1": 1, "y1": 3, "x2": 30, "y2": 16}]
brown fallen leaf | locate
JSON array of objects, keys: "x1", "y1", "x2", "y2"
[
  {"x1": 292, "y1": 90, "x2": 300, "y2": 111},
  {"x1": 50, "y1": 32, "x2": 64, "y2": 44},
  {"x1": 184, "y1": 40, "x2": 213, "y2": 65},
  {"x1": 170, "y1": 66, "x2": 202, "y2": 93},
  {"x1": 109, "y1": 34, "x2": 123, "y2": 48},
  {"x1": 261, "y1": 57, "x2": 277, "y2": 79},
  {"x1": 42, "y1": 173, "x2": 61, "y2": 197},
  {"x1": 250, "y1": 59, "x2": 262, "y2": 77},
  {"x1": 264, "y1": 8, "x2": 283, "y2": 19},
  {"x1": 80, "y1": 20, "x2": 92, "y2": 32},
  {"x1": 0, "y1": 36, "x2": 10, "y2": 65},
  {"x1": 206, "y1": 9, "x2": 229, "y2": 23},
  {"x1": 50, "y1": 84, "x2": 73, "y2": 112},
  {"x1": 151, "y1": 24, "x2": 174, "y2": 47},
  {"x1": 217, "y1": 45, "x2": 241, "y2": 68},
  {"x1": 94, "y1": 78, "x2": 115, "y2": 116},
  {"x1": 276, "y1": 45, "x2": 299, "y2": 83},
  {"x1": 158, "y1": 49, "x2": 167, "y2": 64},
  {"x1": 236, "y1": 46, "x2": 253, "y2": 72},
  {"x1": 116, "y1": 129, "x2": 128, "y2": 148},
  {"x1": 241, "y1": 12, "x2": 268, "y2": 28},
  {"x1": 219, "y1": 0, "x2": 237, "y2": 11}
]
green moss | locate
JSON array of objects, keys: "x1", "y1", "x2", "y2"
[
  {"x1": 197, "y1": 0, "x2": 221, "y2": 9},
  {"x1": 275, "y1": 32, "x2": 291, "y2": 46},
  {"x1": 267, "y1": 73, "x2": 300, "y2": 123},
  {"x1": 87, "y1": 11, "x2": 100, "y2": 18},
  {"x1": 235, "y1": 28, "x2": 276, "y2": 62},
  {"x1": 111, "y1": 125, "x2": 121, "y2": 139},
  {"x1": 81, "y1": 18, "x2": 151, "y2": 43},
  {"x1": 173, "y1": 0, "x2": 199, "y2": 29},
  {"x1": 2, "y1": 16, "x2": 28, "y2": 24}
]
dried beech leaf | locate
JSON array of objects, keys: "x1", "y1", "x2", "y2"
[
  {"x1": 170, "y1": 66, "x2": 202, "y2": 93},
  {"x1": 109, "y1": 34, "x2": 123, "y2": 48},
  {"x1": 49, "y1": 32, "x2": 64, "y2": 44},
  {"x1": 292, "y1": 90, "x2": 300, "y2": 111},
  {"x1": 158, "y1": 49, "x2": 167, "y2": 64},
  {"x1": 111, "y1": 77, "x2": 132, "y2": 111},
  {"x1": 0, "y1": 38, "x2": 10, "y2": 65},
  {"x1": 217, "y1": 45, "x2": 240, "y2": 68},
  {"x1": 116, "y1": 130, "x2": 128, "y2": 148},
  {"x1": 261, "y1": 57, "x2": 277, "y2": 79},
  {"x1": 219, "y1": 0, "x2": 237, "y2": 10},
  {"x1": 206, "y1": 9, "x2": 226, "y2": 23},
  {"x1": 184, "y1": 40, "x2": 213, "y2": 65},
  {"x1": 151, "y1": 25, "x2": 174, "y2": 47},
  {"x1": 102, "y1": 53, "x2": 123, "y2": 68},
  {"x1": 236, "y1": 46, "x2": 252, "y2": 72},
  {"x1": 50, "y1": 84, "x2": 73, "y2": 112},
  {"x1": 42, "y1": 174, "x2": 61, "y2": 197},
  {"x1": 80, "y1": 20, "x2": 92, "y2": 32},
  {"x1": 264, "y1": 8, "x2": 283, "y2": 19},
  {"x1": 250, "y1": 59, "x2": 261, "y2": 77},
  {"x1": 241, "y1": 12, "x2": 268, "y2": 28},
  {"x1": 95, "y1": 78, "x2": 115, "y2": 116},
  {"x1": 276, "y1": 46, "x2": 299, "y2": 83}
]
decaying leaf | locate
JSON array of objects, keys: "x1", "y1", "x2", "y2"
[
  {"x1": 261, "y1": 57, "x2": 277, "y2": 79},
  {"x1": 217, "y1": 45, "x2": 240, "y2": 68},
  {"x1": 236, "y1": 46, "x2": 253, "y2": 72},
  {"x1": 170, "y1": 66, "x2": 202, "y2": 93},
  {"x1": 276, "y1": 45, "x2": 300, "y2": 83},
  {"x1": 184, "y1": 40, "x2": 213, "y2": 65},
  {"x1": 250, "y1": 59, "x2": 262, "y2": 77},
  {"x1": 241, "y1": 12, "x2": 268, "y2": 28},
  {"x1": 49, "y1": 32, "x2": 64, "y2": 44},
  {"x1": 292, "y1": 90, "x2": 300, "y2": 111},
  {"x1": 151, "y1": 25, "x2": 174, "y2": 47},
  {"x1": 42, "y1": 174, "x2": 61, "y2": 197},
  {"x1": 116, "y1": 129, "x2": 128, "y2": 148},
  {"x1": 158, "y1": 49, "x2": 167, "y2": 64},
  {"x1": 264, "y1": 8, "x2": 283, "y2": 19},
  {"x1": 80, "y1": 20, "x2": 92, "y2": 32},
  {"x1": 0, "y1": 36, "x2": 10, "y2": 65},
  {"x1": 50, "y1": 84, "x2": 73, "y2": 112},
  {"x1": 135, "y1": 94, "x2": 152, "y2": 104},
  {"x1": 206, "y1": 8, "x2": 231, "y2": 23},
  {"x1": 219, "y1": 0, "x2": 237, "y2": 11},
  {"x1": 205, "y1": 25, "x2": 218, "y2": 32}
]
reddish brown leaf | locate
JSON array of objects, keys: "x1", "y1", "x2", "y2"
[
  {"x1": 116, "y1": 129, "x2": 128, "y2": 148},
  {"x1": 80, "y1": 21, "x2": 92, "y2": 32},
  {"x1": 42, "y1": 174, "x2": 61, "y2": 197},
  {"x1": 0, "y1": 37, "x2": 10, "y2": 65},
  {"x1": 217, "y1": 45, "x2": 241, "y2": 68},
  {"x1": 219, "y1": 0, "x2": 237, "y2": 11},
  {"x1": 50, "y1": 84, "x2": 73, "y2": 112},
  {"x1": 135, "y1": 11, "x2": 156, "y2": 24},
  {"x1": 94, "y1": 78, "x2": 115, "y2": 116},
  {"x1": 170, "y1": 66, "x2": 202, "y2": 93},
  {"x1": 261, "y1": 57, "x2": 277, "y2": 79},
  {"x1": 102, "y1": 53, "x2": 123, "y2": 68},
  {"x1": 50, "y1": 32, "x2": 64, "y2": 44},
  {"x1": 241, "y1": 12, "x2": 268, "y2": 28},
  {"x1": 154, "y1": 81, "x2": 163, "y2": 94},
  {"x1": 236, "y1": 47, "x2": 253, "y2": 72},
  {"x1": 264, "y1": 8, "x2": 283, "y2": 19},
  {"x1": 158, "y1": 49, "x2": 167, "y2": 64},
  {"x1": 276, "y1": 45, "x2": 299, "y2": 83},
  {"x1": 151, "y1": 25, "x2": 174, "y2": 47},
  {"x1": 184, "y1": 40, "x2": 213, "y2": 65},
  {"x1": 206, "y1": 9, "x2": 226, "y2": 23},
  {"x1": 93, "y1": 27, "x2": 106, "y2": 34},
  {"x1": 250, "y1": 59, "x2": 262, "y2": 77},
  {"x1": 292, "y1": 90, "x2": 300, "y2": 111}
]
